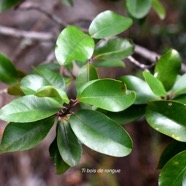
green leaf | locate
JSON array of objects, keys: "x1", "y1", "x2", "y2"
[
  {"x1": 49, "y1": 138, "x2": 70, "y2": 174},
  {"x1": 34, "y1": 68, "x2": 69, "y2": 103},
  {"x1": 0, "y1": 52, "x2": 19, "y2": 84},
  {"x1": 55, "y1": 26, "x2": 95, "y2": 65},
  {"x1": 126, "y1": 0, "x2": 152, "y2": 19},
  {"x1": 152, "y1": 0, "x2": 166, "y2": 20},
  {"x1": 120, "y1": 75, "x2": 158, "y2": 104},
  {"x1": 154, "y1": 49, "x2": 181, "y2": 91},
  {"x1": 146, "y1": 100, "x2": 186, "y2": 142},
  {"x1": 143, "y1": 71, "x2": 167, "y2": 97},
  {"x1": 0, "y1": 0, "x2": 22, "y2": 12},
  {"x1": 0, "y1": 95, "x2": 62, "y2": 123},
  {"x1": 57, "y1": 121, "x2": 82, "y2": 166},
  {"x1": 78, "y1": 79, "x2": 136, "y2": 112},
  {"x1": 171, "y1": 74, "x2": 186, "y2": 96},
  {"x1": 158, "y1": 141, "x2": 186, "y2": 169},
  {"x1": 94, "y1": 59, "x2": 125, "y2": 68},
  {"x1": 89, "y1": 10, "x2": 133, "y2": 39},
  {"x1": 159, "y1": 150, "x2": 186, "y2": 186},
  {"x1": 36, "y1": 63, "x2": 61, "y2": 72},
  {"x1": 60, "y1": 0, "x2": 73, "y2": 6},
  {"x1": 76, "y1": 64, "x2": 98, "y2": 91},
  {"x1": 173, "y1": 95, "x2": 186, "y2": 104},
  {"x1": 93, "y1": 38, "x2": 134, "y2": 60},
  {"x1": 20, "y1": 74, "x2": 48, "y2": 95},
  {"x1": 106, "y1": 104, "x2": 146, "y2": 125},
  {"x1": 0, "y1": 117, "x2": 54, "y2": 153},
  {"x1": 35, "y1": 86, "x2": 64, "y2": 102},
  {"x1": 69, "y1": 110, "x2": 132, "y2": 157}
]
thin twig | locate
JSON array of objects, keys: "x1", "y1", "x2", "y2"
[
  {"x1": 135, "y1": 44, "x2": 160, "y2": 62},
  {"x1": 19, "y1": 2, "x2": 67, "y2": 28},
  {"x1": 0, "y1": 24, "x2": 55, "y2": 41},
  {"x1": 127, "y1": 56, "x2": 154, "y2": 70}
]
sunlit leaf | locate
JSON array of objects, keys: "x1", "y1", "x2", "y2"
[
  {"x1": 70, "y1": 109, "x2": 132, "y2": 157},
  {"x1": 78, "y1": 79, "x2": 135, "y2": 112},
  {"x1": 89, "y1": 10, "x2": 133, "y2": 39},
  {"x1": 146, "y1": 100, "x2": 186, "y2": 141},
  {"x1": 159, "y1": 150, "x2": 186, "y2": 186},
  {"x1": 126, "y1": 0, "x2": 152, "y2": 18},
  {"x1": 0, "y1": 95, "x2": 62, "y2": 123},
  {"x1": 154, "y1": 49, "x2": 181, "y2": 91},
  {"x1": 55, "y1": 26, "x2": 94, "y2": 65}
]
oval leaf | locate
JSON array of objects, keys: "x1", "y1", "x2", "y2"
[
  {"x1": 89, "y1": 10, "x2": 133, "y2": 39},
  {"x1": 55, "y1": 26, "x2": 94, "y2": 65},
  {"x1": 76, "y1": 64, "x2": 98, "y2": 91},
  {"x1": 154, "y1": 49, "x2": 181, "y2": 91},
  {"x1": 20, "y1": 74, "x2": 48, "y2": 95},
  {"x1": 94, "y1": 38, "x2": 134, "y2": 60},
  {"x1": 120, "y1": 75, "x2": 158, "y2": 104},
  {"x1": 78, "y1": 79, "x2": 136, "y2": 112},
  {"x1": 171, "y1": 74, "x2": 186, "y2": 96},
  {"x1": 57, "y1": 121, "x2": 82, "y2": 166},
  {"x1": 143, "y1": 71, "x2": 167, "y2": 97},
  {"x1": 49, "y1": 137, "x2": 70, "y2": 174},
  {"x1": 69, "y1": 110, "x2": 132, "y2": 157},
  {"x1": 126, "y1": 0, "x2": 152, "y2": 18},
  {"x1": 152, "y1": 0, "x2": 166, "y2": 20},
  {"x1": 0, "y1": 52, "x2": 19, "y2": 84},
  {"x1": 159, "y1": 150, "x2": 186, "y2": 186},
  {"x1": 0, "y1": 95, "x2": 62, "y2": 123},
  {"x1": 158, "y1": 141, "x2": 186, "y2": 169},
  {"x1": 0, "y1": 117, "x2": 54, "y2": 153},
  {"x1": 146, "y1": 101, "x2": 186, "y2": 141}
]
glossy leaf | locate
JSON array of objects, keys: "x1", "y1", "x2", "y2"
[
  {"x1": 89, "y1": 10, "x2": 133, "y2": 39},
  {"x1": 57, "y1": 121, "x2": 82, "y2": 166},
  {"x1": 143, "y1": 71, "x2": 167, "y2": 97},
  {"x1": 171, "y1": 74, "x2": 186, "y2": 96},
  {"x1": 76, "y1": 64, "x2": 98, "y2": 91},
  {"x1": 0, "y1": 0, "x2": 22, "y2": 12},
  {"x1": 49, "y1": 138, "x2": 70, "y2": 174},
  {"x1": 78, "y1": 79, "x2": 136, "y2": 112},
  {"x1": 34, "y1": 68, "x2": 69, "y2": 103},
  {"x1": 120, "y1": 75, "x2": 158, "y2": 104},
  {"x1": 0, "y1": 95, "x2": 62, "y2": 123},
  {"x1": 106, "y1": 104, "x2": 146, "y2": 125},
  {"x1": 173, "y1": 95, "x2": 186, "y2": 104},
  {"x1": 0, "y1": 117, "x2": 54, "y2": 153},
  {"x1": 20, "y1": 74, "x2": 48, "y2": 95},
  {"x1": 146, "y1": 101, "x2": 186, "y2": 142},
  {"x1": 152, "y1": 0, "x2": 166, "y2": 20},
  {"x1": 35, "y1": 86, "x2": 64, "y2": 102},
  {"x1": 70, "y1": 110, "x2": 132, "y2": 157},
  {"x1": 94, "y1": 59, "x2": 125, "y2": 68},
  {"x1": 154, "y1": 49, "x2": 181, "y2": 91},
  {"x1": 159, "y1": 150, "x2": 186, "y2": 186},
  {"x1": 55, "y1": 26, "x2": 94, "y2": 65},
  {"x1": 126, "y1": 0, "x2": 152, "y2": 18},
  {"x1": 60, "y1": 0, "x2": 73, "y2": 6},
  {"x1": 158, "y1": 141, "x2": 186, "y2": 169},
  {"x1": 93, "y1": 38, "x2": 134, "y2": 60},
  {"x1": 0, "y1": 52, "x2": 19, "y2": 84}
]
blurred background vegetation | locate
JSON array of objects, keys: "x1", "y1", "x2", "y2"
[{"x1": 0, "y1": 0, "x2": 186, "y2": 185}]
